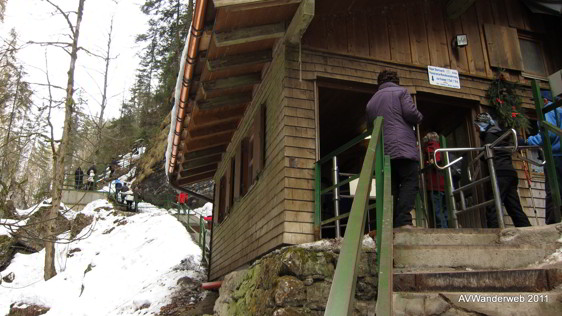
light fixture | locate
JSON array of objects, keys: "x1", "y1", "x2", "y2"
[{"x1": 452, "y1": 34, "x2": 468, "y2": 48}]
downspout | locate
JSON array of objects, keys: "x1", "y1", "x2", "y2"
[{"x1": 168, "y1": 0, "x2": 208, "y2": 176}]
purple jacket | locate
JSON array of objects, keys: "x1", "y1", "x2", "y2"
[{"x1": 366, "y1": 82, "x2": 423, "y2": 161}]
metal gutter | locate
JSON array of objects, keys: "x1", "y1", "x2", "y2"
[{"x1": 168, "y1": 0, "x2": 209, "y2": 176}]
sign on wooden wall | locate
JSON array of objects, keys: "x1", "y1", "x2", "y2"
[{"x1": 428, "y1": 66, "x2": 461, "y2": 89}]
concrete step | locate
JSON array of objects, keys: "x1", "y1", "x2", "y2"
[
  {"x1": 393, "y1": 291, "x2": 562, "y2": 316},
  {"x1": 393, "y1": 228, "x2": 501, "y2": 246},
  {"x1": 394, "y1": 244, "x2": 550, "y2": 270},
  {"x1": 394, "y1": 268, "x2": 562, "y2": 293}
]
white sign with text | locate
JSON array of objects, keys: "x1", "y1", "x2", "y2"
[{"x1": 428, "y1": 66, "x2": 461, "y2": 89}]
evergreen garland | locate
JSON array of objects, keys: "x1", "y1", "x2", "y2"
[{"x1": 486, "y1": 73, "x2": 529, "y2": 131}]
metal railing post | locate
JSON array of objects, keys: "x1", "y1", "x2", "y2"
[
  {"x1": 314, "y1": 163, "x2": 322, "y2": 239},
  {"x1": 332, "y1": 156, "x2": 341, "y2": 238},
  {"x1": 485, "y1": 144, "x2": 505, "y2": 228}
]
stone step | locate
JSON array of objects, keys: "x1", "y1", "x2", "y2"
[
  {"x1": 393, "y1": 291, "x2": 562, "y2": 316},
  {"x1": 394, "y1": 244, "x2": 550, "y2": 270},
  {"x1": 393, "y1": 228, "x2": 501, "y2": 246},
  {"x1": 393, "y1": 268, "x2": 562, "y2": 293}
]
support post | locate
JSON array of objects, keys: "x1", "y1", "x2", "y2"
[{"x1": 485, "y1": 144, "x2": 505, "y2": 229}]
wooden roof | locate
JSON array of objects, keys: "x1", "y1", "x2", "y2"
[{"x1": 171, "y1": 0, "x2": 313, "y2": 188}]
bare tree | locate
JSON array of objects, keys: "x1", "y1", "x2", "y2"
[
  {"x1": 44, "y1": 0, "x2": 86, "y2": 281},
  {"x1": 0, "y1": 0, "x2": 7, "y2": 23}
]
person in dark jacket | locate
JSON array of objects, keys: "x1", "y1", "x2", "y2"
[
  {"x1": 366, "y1": 70, "x2": 423, "y2": 228},
  {"x1": 74, "y1": 167, "x2": 84, "y2": 190},
  {"x1": 474, "y1": 113, "x2": 531, "y2": 228}
]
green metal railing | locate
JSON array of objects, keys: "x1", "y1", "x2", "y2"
[
  {"x1": 173, "y1": 202, "x2": 211, "y2": 264},
  {"x1": 323, "y1": 117, "x2": 393, "y2": 316},
  {"x1": 532, "y1": 79, "x2": 562, "y2": 223}
]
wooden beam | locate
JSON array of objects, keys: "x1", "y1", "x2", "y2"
[
  {"x1": 189, "y1": 119, "x2": 240, "y2": 138},
  {"x1": 176, "y1": 171, "x2": 216, "y2": 186},
  {"x1": 196, "y1": 92, "x2": 252, "y2": 110},
  {"x1": 185, "y1": 145, "x2": 227, "y2": 160},
  {"x1": 225, "y1": 0, "x2": 301, "y2": 11},
  {"x1": 207, "y1": 50, "x2": 272, "y2": 72},
  {"x1": 180, "y1": 163, "x2": 218, "y2": 178},
  {"x1": 214, "y1": 22, "x2": 285, "y2": 47},
  {"x1": 201, "y1": 73, "x2": 261, "y2": 95},
  {"x1": 186, "y1": 131, "x2": 234, "y2": 151},
  {"x1": 213, "y1": 0, "x2": 298, "y2": 8},
  {"x1": 182, "y1": 153, "x2": 223, "y2": 170},
  {"x1": 446, "y1": 0, "x2": 476, "y2": 19},
  {"x1": 284, "y1": 0, "x2": 314, "y2": 45}
]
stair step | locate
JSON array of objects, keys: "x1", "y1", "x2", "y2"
[
  {"x1": 394, "y1": 245, "x2": 550, "y2": 270},
  {"x1": 394, "y1": 228, "x2": 501, "y2": 246},
  {"x1": 394, "y1": 268, "x2": 562, "y2": 292},
  {"x1": 393, "y1": 291, "x2": 562, "y2": 316}
]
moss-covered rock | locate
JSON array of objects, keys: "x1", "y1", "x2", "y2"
[{"x1": 215, "y1": 244, "x2": 377, "y2": 316}]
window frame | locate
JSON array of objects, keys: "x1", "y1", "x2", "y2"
[{"x1": 518, "y1": 33, "x2": 549, "y2": 80}]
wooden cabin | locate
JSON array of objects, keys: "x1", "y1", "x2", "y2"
[{"x1": 165, "y1": 0, "x2": 562, "y2": 280}]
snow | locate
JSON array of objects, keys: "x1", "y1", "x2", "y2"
[{"x1": 0, "y1": 199, "x2": 205, "y2": 316}]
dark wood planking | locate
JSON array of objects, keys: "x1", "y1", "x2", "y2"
[
  {"x1": 368, "y1": 9, "x2": 391, "y2": 61},
  {"x1": 196, "y1": 92, "x2": 252, "y2": 110},
  {"x1": 180, "y1": 163, "x2": 218, "y2": 178},
  {"x1": 475, "y1": 0, "x2": 495, "y2": 77},
  {"x1": 504, "y1": 0, "x2": 526, "y2": 30},
  {"x1": 189, "y1": 119, "x2": 240, "y2": 138},
  {"x1": 408, "y1": 0, "x2": 430, "y2": 66},
  {"x1": 425, "y1": 1, "x2": 450, "y2": 68},
  {"x1": 302, "y1": 15, "x2": 327, "y2": 50},
  {"x1": 388, "y1": 3, "x2": 412, "y2": 63},
  {"x1": 185, "y1": 130, "x2": 234, "y2": 151},
  {"x1": 185, "y1": 145, "x2": 227, "y2": 160},
  {"x1": 347, "y1": 12, "x2": 370, "y2": 58},
  {"x1": 460, "y1": 5, "x2": 487, "y2": 75},
  {"x1": 213, "y1": 4, "x2": 297, "y2": 33},
  {"x1": 182, "y1": 153, "x2": 222, "y2": 170},
  {"x1": 490, "y1": 0, "x2": 509, "y2": 27},
  {"x1": 176, "y1": 171, "x2": 216, "y2": 186},
  {"x1": 190, "y1": 103, "x2": 246, "y2": 126},
  {"x1": 325, "y1": 14, "x2": 348, "y2": 54}
]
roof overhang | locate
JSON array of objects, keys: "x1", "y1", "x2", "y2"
[{"x1": 166, "y1": 0, "x2": 314, "y2": 190}]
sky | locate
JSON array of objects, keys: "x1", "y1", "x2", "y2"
[{"x1": 1, "y1": 0, "x2": 149, "y2": 138}]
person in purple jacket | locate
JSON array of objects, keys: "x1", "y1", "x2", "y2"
[{"x1": 366, "y1": 70, "x2": 423, "y2": 228}]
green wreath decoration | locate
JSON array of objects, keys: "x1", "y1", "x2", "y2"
[{"x1": 486, "y1": 73, "x2": 529, "y2": 132}]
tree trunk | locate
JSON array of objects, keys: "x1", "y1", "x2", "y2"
[{"x1": 45, "y1": 0, "x2": 86, "y2": 281}]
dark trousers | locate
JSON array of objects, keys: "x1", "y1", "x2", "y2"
[
  {"x1": 544, "y1": 156, "x2": 562, "y2": 225},
  {"x1": 391, "y1": 159, "x2": 419, "y2": 227},
  {"x1": 486, "y1": 171, "x2": 531, "y2": 228}
]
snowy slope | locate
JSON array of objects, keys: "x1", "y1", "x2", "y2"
[{"x1": 0, "y1": 199, "x2": 206, "y2": 316}]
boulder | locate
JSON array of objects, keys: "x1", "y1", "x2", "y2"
[
  {"x1": 8, "y1": 303, "x2": 50, "y2": 316},
  {"x1": 3, "y1": 271, "x2": 15, "y2": 283},
  {"x1": 13, "y1": 205, "x2": 71, "y2": 252},
  {"x1": 70, "y1": 214, "x2": 93, "y2": 239}
]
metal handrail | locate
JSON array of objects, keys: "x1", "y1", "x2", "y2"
[{"x1": 325, "y1": 117, "x2": 393, "y2": 316}]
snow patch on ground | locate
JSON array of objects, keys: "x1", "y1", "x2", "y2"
[{"x1": 0, "y1": 199, "x2": 204, "y2": 316}]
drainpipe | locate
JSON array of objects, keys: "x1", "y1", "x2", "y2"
[{"x1": 168, "y1": 0, "x2": 208, "y2": 176}]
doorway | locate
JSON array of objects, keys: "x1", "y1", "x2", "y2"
[{"x1": 416, "y1": 93, "x2": 485, "y2": 228}]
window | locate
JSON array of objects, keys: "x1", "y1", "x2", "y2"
[
  {"x1": 519, "y1": 36, "x2": 548, "y2": 78},
  {"x1": 229, "y1": 157, "x2": 235, "y2": 208},
  {"x1": 218, "y1": 175, "x2": 226, "y2": 223}
]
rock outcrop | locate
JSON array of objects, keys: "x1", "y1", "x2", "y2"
[{"x1": 214, "y1": 239, "x2": 377, "y2": 316}]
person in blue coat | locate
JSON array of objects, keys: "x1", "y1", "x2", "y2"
[{"x1": 527, "y1": 96, "x2": 562, "y2": 225}]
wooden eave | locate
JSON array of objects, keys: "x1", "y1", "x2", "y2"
[{"x1": 172, "y1": 0, "x2": 306, "y2": 189}]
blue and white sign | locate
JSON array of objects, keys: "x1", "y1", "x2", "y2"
[{"x1": 428, "y1": 66, "x2": 461, "y2": 89}]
